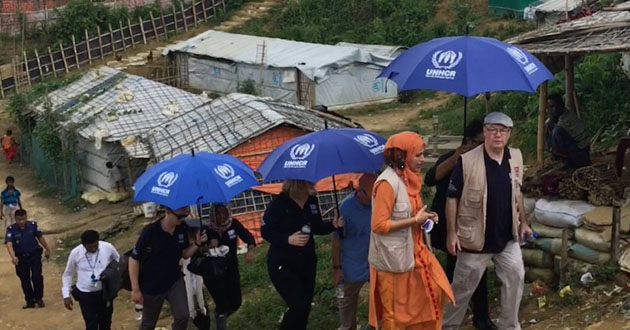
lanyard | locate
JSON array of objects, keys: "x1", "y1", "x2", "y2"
[{"x1": 85, "y1": 249, "x2": 100, "y2": 281}]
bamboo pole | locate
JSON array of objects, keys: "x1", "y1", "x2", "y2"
[
  {"x1": 211, "y1": 0, "x2": 217, "y2": 19},
  {"x1": 59, "y1": 42, "x2": 69, "y2": 73},
  {"x1": 0, "y1": 70, "x2": 5, "y2": 99},
  {"x1": 560, "y1": 229, "x2": 569, "y2": 285},
  {"x1": 127, "y1": 18, "x2": 136, "y2": 49},
  {"x1": 537, "y1": 80, "x2": 548, "y2": 165},
  {"x1": 85, "y1": 29, "x2": 92, "y2": 64},
  {"x1": 612, "y1": 199, "x2": 621, "y2": 262},
  {"x1": 119, "y1": 21, "x2": 126, "y2": 50},
  {"x1": 139, "y1": 17, "x2": 147, "y2": 45},
  {"x1": 97, "y1": 26, "x2": 105, "y2": 62},
  {"x1": 202, "y1": 0, "x2": 208, "y2": 22},
  {"x1": 565, "y1": 55, "x2": 575, "y2": 111},
  {"x1": 48, "y1": 46, "x2": 57, "y2": 78},
  {"x1": 149, "y1": 12, "x2": 159, "y2": 42},
  {"x1": 23, "y1": 51, "x2": 32, "y2": 87},
  {"x1": 71, "y1": 35, "x2": 80, "y2": 69},
  {"x1": 192, "y1": 1, "x2": 198, "y2": 27},
  {"x1": 34, "y1": 49, "x2": 44, "y2": 81},
  {"x1": 181, "y1": 2, "x2": 189, "y2": 32},
  {"x1": 173, "y1": 5, "x2": 179, "y2": 32},
  {"x1": 160, "y1": 11, "x2": 168, "y2": 39},
  {"x1": 109, "y1": 24, "x2": 117, "y2": 56},
  {"x1": 12, "y1": 57, "x2": 18, "y2": 93}
]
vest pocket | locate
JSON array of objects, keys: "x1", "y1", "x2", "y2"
[
  {"x1": 457, "y1": 216, "x2": 477, "y2": 243},
  {"x1": 464, "y1": 191, "x2": 483, "y2": 209},
  {"x1": 370, "y1": 230, "x2": 413, "y2": 273}
]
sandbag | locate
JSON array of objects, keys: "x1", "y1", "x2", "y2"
[
  {"x1": 574, "y1": 227, "x2": 611, "y2": 252},
  {"x1": 106, "y1": 192, "x2": 130, "y2": 203},
  {"x1": 524, "y1": 197, "x2": 536, "y2": 217},
  {"x1": 569, "y1": 243, "x2": 611, "y2": 264},
  {"x1": 522, "y1": 248, "x2": 554, "y2": 268},
  {"x1": 533, "y1": 238, "x2": 570, "y2": 255},
  {"x1": 531, "y1": 221, "x2": 570, "y2": 239},
  {"x1": 81, "y1": 191, "x2": 106, "y2": 204},
  {"x1": 583, "y1": 207, "x2": 630, "y2": 233},
  {"x1": 534, "y1": 199, "x2": 595, "y2": 228},
  {"x1": 565, "y1": 257, "x2": 594, "y2": 274},
  {"x1": 525, "y1": 266, "x2": 555, "y2": 283}
]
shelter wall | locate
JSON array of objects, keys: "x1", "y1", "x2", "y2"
[{"x1": 77, "y1": 138, "x2": 131, "y2": 193}]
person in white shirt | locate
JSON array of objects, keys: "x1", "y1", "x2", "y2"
[{"x1": 62, "y1": 230, "x2": 120, "y2": 330}]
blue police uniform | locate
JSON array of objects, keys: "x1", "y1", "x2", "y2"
[{"x1": 5, "y1": 221, "x2": 45, "y2": 305}]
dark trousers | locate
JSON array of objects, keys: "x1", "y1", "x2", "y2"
[
  {"x1": 268, "y1": 258, "x2": 316, "y2": 330},
  {"x1": 75, "y1": 289, "x2": 113, "y2": 330},
  {"x1": 139, "y1": 277, "x2": 189, "y2": 330},
  {"x1": 205, "y1": 264, "x2": 242, "y2": 316},
  {"x1": 15, "y1": 252, "x2": 44, "y2": 303},
  {"x1": 446, "y1": 253, "x2": 490, "y2": 321}
]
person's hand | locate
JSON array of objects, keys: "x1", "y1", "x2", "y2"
[
  {"x1": 245, "y1": 250, "x2": 254, "y2": 264},
  {"x1": 209, "y1": 239, "x2": 219, "y2": 248},
  {"x1": 11, "y1": 256, "x2": 19, "y2": 265},
  {"x1": 428, "y1": 211, "x2": 439, "y2": 224},
  {"x1": 333, "y1": 216, "x2": 345, "y2": 229},
  {"x1": 63, "y1": 297, "x2": 73, "y2": 311},
  {"x1": 195, "y1": 230, "x2": 208, "y2": 246},
  {"x1": 519, "y1": 222, "x2": 533, "y2": 243},
  {"x1": 447, "y1": 231, "x2": 461, "y2": 256},
  {"x1": 131, "y1": 289, "x2": 143, "y2": 304},
  {"x1": 288, "y1": 231, "x2": 309, "y2": 247},
  {"x1": 413, "y1": 205, "x2": 436, "y2": 226},
  {"x1": 44, "y1": 249, "x2": 51, "y2": 260},
  {"x1": 333, "y1": 268, "x2": 344, "y2": 287}
]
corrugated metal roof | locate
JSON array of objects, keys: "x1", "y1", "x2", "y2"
[
  {"x1": 163, "y1": 30, "x2": 398, "y2": 81},
  {"x1": 143, "y1": 93, "x2": 359, "y2": 161},
  {"x1": 335, "y1": 42, "x2": 408, "y2": 59},
  {"x1": 533, "y1": 0, "x2": 591, "y2": 13}
]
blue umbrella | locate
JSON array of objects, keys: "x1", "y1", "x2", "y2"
[
  {"x1": 378, "y1": 35, "x2": 553, "y2": 125},
  {"x1": 133, "y1": 151, "x2": 259, "y2": 210},
  {"x1": 257, "y1": 128, "x2": 386, "y2": 183}
]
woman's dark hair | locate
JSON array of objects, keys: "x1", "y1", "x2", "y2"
[
  {"x1": 384, "y1": 147, "x2": 407, "y2": 170},
  {"x1": 464, "y1": 119, "x2": 484, "y2": 141},
  {"x1": 547, "y1": 94, "x2": 564, "y2": 107},
  {"x1": 6, "y1": 129, "x2": 12, "y2": 136},
  {"x1": 5, "y1": 176, "x2": 14, "y2": 184},
  {"x1": 81, "y1": 230, "x2": 100, "y2": 245}
]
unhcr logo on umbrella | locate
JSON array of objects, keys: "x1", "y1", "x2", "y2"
[
  {"x1": 354, "y1": 134, "x2": 384, "y2": 155},
  {"x1": 215, "y1": 163, "x2": 243, "y2": 188},
  {"x1": 505, "y1": 46, "x2": 538, "y2": 75},
  {"x1": 151, "y1": 171, "x2": 178, "y2": 196},
  {"x1": 426, "y1": 50, "x2": 463, "y2": 80},
  {"x1": 284, "y1": 143, "x2": 315, "y2": 169}
]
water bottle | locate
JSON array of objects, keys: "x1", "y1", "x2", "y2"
[
  {"x1": 520, "y1": 232, "x2": 539, "y2": 246},
  {"x1": 336, "y1": 280, "x2": 345, "y2": 299},
  {"x1": 134, "y1": 304, "x2": 143, "y2": 321},
  {"x1": 301, "y1": 223, "x2": 311, "y2": 235}
]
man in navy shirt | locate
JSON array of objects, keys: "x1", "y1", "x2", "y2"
[
  {"x1": 332, "y1": 174, "x2": 376, "y2": 330},
  {"x1": 5, "y1": 209, "x2": 51, "y2": 308},
  {"x1": 128, "y1": 206, "x2": 206, "y2": 330}
]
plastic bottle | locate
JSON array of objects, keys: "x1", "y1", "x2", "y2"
[
  {"x1": 301, "y1": 223, "x2": 312, "y2": 235},
  {"x1": 520, "y1": 232, "x2": 539, "y2": 246},
  {"x1": 134, "y1": 304, "x2": 143, "y2": 321},
  {"x1": 336, "y1": 280, "x2": 345, "y2": 299}
]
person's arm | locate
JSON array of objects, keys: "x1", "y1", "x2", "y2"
[
  {"x1": 446, "y1": 159, "x2": 464, "y2": 256},
  {"x1": 233, "y1": 219, "x2": 256, "y2": 247},
  {"x1": 435, "y1": 150, "x2": 464, "y2": 182},
  {"x1": 331, "y1": 234, "x2": 344, "y2": 286},
  {"x1": 182, "y1": 230, "x2": 204, "y2": 259},
  {"x1": 371, "y1": 181, "x2": 434, "y2": 234},
  {"x1": 312, "y1": 199, "x2": 335, "y2": 235},
  {"x1": 5, "y1": 242, "x2": 18, "y2": 265},
  {"x1": 129, "y1": 258, "x2": 142, "y2": 304},
  {"x1": 61, "y1": 249, "x2": 77, "y2": 310},
  {"x1": 17, "y1": 190, "x2": 22, "y2": 209},
  {"x1": 261, "y1": 201, "x2": 291, "y2": 246},
  {"x1": 517, "y1": 193, "x2": 532, "y2": 241},
  {"x1": 35, "y1": 226, "x2": 51, "y2": 260},
  {"x1": 1, "y1": 196, "x2": 4, "y2": 219}
]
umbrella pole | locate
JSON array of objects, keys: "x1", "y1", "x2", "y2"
[
  {"x1": 331, "y1": 174, "x2": 344, "y2": 239},
  {"x1": 463, "y1": 97, "x2": 467, "y2": 133}
]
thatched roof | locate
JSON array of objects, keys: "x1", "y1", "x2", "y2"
[{"x1": 508, "y1": 2, "x2": 630, "y2": 55}]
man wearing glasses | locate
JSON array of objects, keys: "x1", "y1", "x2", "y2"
[
  {"x1": 443, "y1": 112, "x2": 532, "y2": 330},
  {"x1": 128, "y1": 207, "x2": 206, "y2": 330}
]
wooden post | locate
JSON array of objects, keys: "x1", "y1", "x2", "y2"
[
  {"x1": 12, "y1": 57, "x2": 18, "y2": 94},
  {"x1": 565, "y1": 55, "x2": 575, "y2": 111},
  {"x1": 160, "y1": 11, "x2": 168, "y2": 39},
  {"x1": 537, "y1": 80, "x2": 548, "y2": 165},
  {"x1": 560, "y1": 228, "x2": 569, "y2": 285},
  {"x1": 221, "y1": 0, "x2": 225, "y2": 11},
  {"x1": 139, "y1": 17, "x2": 147, "y2": 45},
  {"x1": 127, "y1": 18, "x2": 135, "y2": 49},
  {"x1": 71, "y1": 35, "x2": 80, "y2": 69},
  {"x1": 192, "y1": 1, "x2": 198, "y2": 27},
  {"x1": 119, "y1": 21, "x2": 126, "y2": 50},
  {"x1": 23, "y1": 51, "x2": 32, "y2": 87},
  {"x1": 109, "y1": 24, "x2": 116, "y2": 56},
  {"x1": 211, "y1": 0, "x2": 217, "y2": 19},
  {"x1": 34, "y1": 49, "x2": 44, "y2": 81},
  {"x1": 181, "y1": 2, "x2": 189, "y2": 32},
  {"x1": 202, "y1": 0, "x2": 208, "y2": 22},
  {"x1": 48, "y1": 46, "x2": 57, "y2": 78},
  {"x1": 97, "y1": 26, "x2": 105, "y2": 62},
  {"x1": 59, "y1": 42, "x2": 69, "y2": 73},
  {"x1": 149, "y1": 12, "x2": 159, "y2": 42},
  {"x1": 0, "y1": 70, "x2": 5, "y2": 99},
  {"x1": 85, "y1": 29, "x2": 92, "y2": 64},
  {"x1": 173, "y1": 5, "x2": 179, "y2": 32},
  {"x1": 612, "y1": 199, "x2": 622, "y2": 262}
]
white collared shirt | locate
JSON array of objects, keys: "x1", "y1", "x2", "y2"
[{"x1": 62, "y1": 241, "x2": 120, "y2": 298}]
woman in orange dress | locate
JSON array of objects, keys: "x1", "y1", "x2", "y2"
[{"x1": 368, "y1": 131, "x2": 454, "y2": 330}]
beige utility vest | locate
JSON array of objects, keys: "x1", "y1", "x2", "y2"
[
  {"x1": 456, "y1": 145, "x2": 523, "y2": 252},
  {"x1": 368, "y1": 167, "x2": 415, "y2": 273}
]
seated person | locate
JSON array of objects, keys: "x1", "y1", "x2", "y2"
[{"x1": 545, "y1": 94, "x2": 591, "y2": 168}]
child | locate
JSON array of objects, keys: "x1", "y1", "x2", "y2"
[
  {"x1": 1, "y1": 176, "x2": 22, "y2": 228},
  {"x1": 106, "y1": 162, "x2": 125, "y2": 192},
  {"x1": 2, "y1": 130, "x2": 17, "y2": 164}
]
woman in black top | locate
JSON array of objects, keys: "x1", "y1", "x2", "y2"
[
  {"x1": 204, "y1": 204, "x2": 256, "y2": 330},
  {"x1": 261, "y1": 180, "x2": 340, "y2": 330}
]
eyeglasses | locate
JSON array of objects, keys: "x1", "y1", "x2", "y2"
[
  {"x1": 485, "y1": 126, "x2": 511, "y2": 135},
  {"x1": 174, "y1": 212, "x2": 189, "y2": 220}
]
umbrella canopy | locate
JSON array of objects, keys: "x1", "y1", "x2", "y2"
[
  {"x1": 378, "y1": 36, "x2": 553, "y2": 97},
  {"x1": 133, "y1": 152, "x2": 259, "y2": 209},
  {"x1": 257, "y1": 128, "x2": 386, "y2": 183}
]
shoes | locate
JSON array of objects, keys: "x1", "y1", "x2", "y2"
[
  {"x1": 35, "y1": 300, "x2": 45, "y2": 308},
  {"x1": 473, "y1": 318, "x2": 498, "y2": 330},
  {"x1": 22, "y1": 302, "x2": 36, "y2": 309},
  {"x1": 214, "y1": 312, "x2": 228, "y2": 330}
]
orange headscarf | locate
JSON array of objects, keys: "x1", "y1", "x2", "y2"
[{"x1": 384, "y1": 131, "x2": 425, "y2": 196}]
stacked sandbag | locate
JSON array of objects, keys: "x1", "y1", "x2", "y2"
[{"x1": 534, "y1": 199, "x2": 595, "y2": 228}]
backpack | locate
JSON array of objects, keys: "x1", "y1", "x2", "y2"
[{"x1": 119, "y1": 222, "x2": 159, "y2": 291}]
